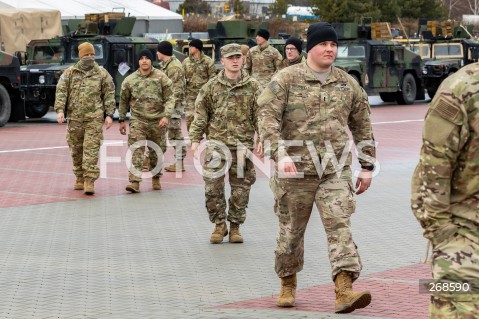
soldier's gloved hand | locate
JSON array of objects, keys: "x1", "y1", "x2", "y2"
[
  {"x1": 119, "y1": 122, "x2": 127, "y2": 135},
  {"x1": 104, "y1": 116, "x2": 113, "y2": 130},
  {"x1": 159, "y1": 117, "x2": 169, "y2": 128},
  {"x1": 57, "y1": 112, "x2": 65, "y2": 124}
]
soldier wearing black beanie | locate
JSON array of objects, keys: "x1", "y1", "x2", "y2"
[
  {"x1": 306, "y1": 22, "x2": 338, "y2": 52},
  {"x1": 157, "y1": 41, "x2": 173, "y2": 57},
  {"x1": 138, "y1": 49, "x2": 154, "y2": 61},
  {"x1": 189, "y1": 39, "x2": 203, "y2": 52}
]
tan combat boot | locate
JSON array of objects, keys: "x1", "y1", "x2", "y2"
[
  {"x1": 164, "y1": 160, "x2": 185, "y2": 172},
  {"x1": 229, "y1": 222, "x2": 243, "y2": 243},
  {"x1": 84, "y1": 179, "x2": 95, "y2": 195},
  {"x1": 277, "y1": 274, "x2": 297, "y2": 307},
  {"x1": 152, "y1": 177, "x2": 161, "y2": 190},
  {"x1": 334, "y1": 272, "x2": 371, "y2": 313},
  {"x1": 74, "y1": 177, "x2": 84, "y2": 190},
  {"x1": 126, "y1": 182, "x2": 140, "y2": 193},
  {"x1": 210, "y1": 222, "x2": 228, "y2": 244}
]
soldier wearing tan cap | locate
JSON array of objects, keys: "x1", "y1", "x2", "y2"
[{"x1": 189, "y1": 43, "x2": 262, "y2": 244}]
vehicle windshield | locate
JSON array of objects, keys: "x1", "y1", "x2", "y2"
[
  {"x1": 337, "y1": 44, "x2": 366, "y2": 58},
  {"x1": 408, "y1": 44, "x2": 430, "y2": 59},
  {"x1": 31, "y1": 45, "x2": 64, "y2": 64},
  {"x1": 71, "y1": 43, "x2": 104, "y2": 61},
  {"x1": 433, "y1": 43, "x2": 462, "y2": 57}
]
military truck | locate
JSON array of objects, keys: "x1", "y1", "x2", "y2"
[
  {"x1": 17, "y1": 13, "x2": 181, "y2": 119},
  {"x1": 0, "y1": 51, "x2": 23, "y2": 127},
  {"x1": 333, "y1": 23, "x2": 426, "y2": 105},
  {"x1": 405, "y1": 30, "x2": 479, "y2": 98}
]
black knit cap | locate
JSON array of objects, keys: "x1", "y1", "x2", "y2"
[
  {"x1": 157, "y1": 41, "x2": 173, "y2": 56},
  {"x1": 256, "y1": 29, "x2": 270, "y2": 40},
  {"x1": 138, "y1": 48, "x2": 154, "y2": 61},
  {"x1": 189, "y1": 38, "x2": 203, "y2": 51},
  {"x1": 306, "y1": 22, "x2": 338, "y2": 52},
  {"x1": 285, "y1": 37, "x2": 303, "y2": 53}
]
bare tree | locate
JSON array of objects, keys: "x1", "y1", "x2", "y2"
[
  {"x1": 439, "y1": 0, "x2": 463, "y2": 18},
  {"x1": 466, "y1": 0, "x2": 479, "y2": 14}
]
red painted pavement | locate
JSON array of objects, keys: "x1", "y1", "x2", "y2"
[{"x1": 216, "y1": 263, "x2": 431, "y2": 319}]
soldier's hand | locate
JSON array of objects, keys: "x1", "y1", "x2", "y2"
[
  {"x1": 355, "y1": 169, "x2": 372, "y2": 195},
  {"x1": 104, "y1": 116, "x2": 113, "y2": 129},
  {"x1": 256, "y1": 141, "x2": 263, "y2": 157},
  {"x1": 159, "y1": 117, "x2": 169, "y2": 128},
  {"x1": 119, "y1": 122, "x2": 127, "y2": 135},
  {"x1": 191, "y1": 142, "x2": 200, "y2": 158},
  {"x1": 57, "y1": 112, "x2": 65, "y2": 124},
  {"x1": 278, "y1": 156, "x2": 298, "y2": 176}
]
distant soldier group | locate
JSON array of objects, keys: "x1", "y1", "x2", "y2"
[{"x1": 54, "y1": 22, "x2": 477, "y2": 318}]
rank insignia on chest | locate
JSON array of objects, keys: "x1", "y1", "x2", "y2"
[{"x1": 337, "y1": 84, "x2": 350, "y2": 91}]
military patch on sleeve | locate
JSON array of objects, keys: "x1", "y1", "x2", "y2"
[
  {"x1": 433, "y1": 96, "x2": 460, "y2": 122},
  {"x1": 268, "y1": 81, "x2": 282, "y2": 96}
]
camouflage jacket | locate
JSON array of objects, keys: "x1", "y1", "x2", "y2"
[
  {"x1": 189, "y1": 69, "x2": 262, "y2": 149},
  {"x1": 411, "y1": 62, "x2": 479, "y2": 246},
  {"x1": 159, "y1": 56, "x2": 185, "y2": 119},
  {"x1": 244, "y1": 43, "x2": 283, "y2": 87},
  {"x1": 118, "y1": 68, "x2": 175, "y2": 121},
  {"x1": 54, "y1": 62, "x2": 115, "y2": 120},
  {"x1": 182, "y1": 53, "x2": 216, "y2": 98},
  {"x1": 279, "y1": 55, "x2": 306, "y2": 70},
  {"x1": 258, "y1": 62, "x2": 376, "y2": 176}
]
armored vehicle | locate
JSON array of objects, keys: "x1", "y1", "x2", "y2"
[
  {"x1": 333, "y1": 23, "x2": 426, "y2": 105},
  {"x1": 406, "y1": 35, "x2": 479, "y2": 99},
  {"x1": 0, "y1": 51, "x2": 23, "y2": 127},
  {"x1": 18, "y1": 13, "x2": 178, "y2": 119}
]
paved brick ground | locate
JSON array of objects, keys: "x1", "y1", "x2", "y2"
[{"x1": 0, "y1": 102, "x2": 432, "y2": 319}]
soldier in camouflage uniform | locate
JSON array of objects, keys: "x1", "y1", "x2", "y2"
[
  {"x1": 118, "y1": 49, "x2": 175, "y2": 193},
  {"x1": 189, "y1": 43, "x2": 262, "y2": 244},
  {"x1": 244, "y1": 29, "x2": 283, "y2": 88},
  {"x1": 258, "y1": 23, "x2": 376, "y2": 312},
  {"x1": 182, "y1": 39, "x2": 216, "y2": 132},
  {"x1": 55, "y1": 42, "x2": 116, "y2": 195},
  {"x1": 411, "y1": 63, "x2": 479, "y2": 318},
  {"x1": 156, "y1": 41, "x2": 187, "y2": 172},
  {"x1": 279, "y1": 37, "x2": 305, "y2": 70}
]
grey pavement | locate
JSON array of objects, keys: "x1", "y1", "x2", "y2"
[{"x1": 0, "y1": 159, "x2": 426, "y2": 319}]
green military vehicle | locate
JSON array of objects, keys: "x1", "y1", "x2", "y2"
[
  {"x1": 18, "y1": 13, "x2": 180, "y2": 119},
  {"x1": 0, "y1": 51, "x2": 23, "y2": 127},
  {"x1": 406, "y1": 34, "x2": 479, "y2": 99},
  {"x1": 333, "y1": 23, "x2": 426, "y2": 105}
]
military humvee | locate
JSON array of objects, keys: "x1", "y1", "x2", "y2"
[
  {"x1": 17, "y1": 13, "x2": 185, "y2": 119},
  {"x1": 333, "y1": 23, "x2": 426, "y2": 105},
  {"x1": 405, "y1": 33, "x2": 479, "y2": 98},
  {"x1": 0, "y1": 51, "x2": 23, "y2": 127}
]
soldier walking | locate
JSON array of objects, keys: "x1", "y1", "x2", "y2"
[
  {"x1": 258, "y1": 22, "x2": 376, "y2": 312},
  {"x1": 182, "y1": 39, "x2": 216, "y2": 132},
  {"x1": 156, "y1": 41, "x2": 187, "y2": 173},
  {"x1": 189, "y1": 44, "x2": 262, "y2": 244},
  {"x1": 54, "y1": 42, "x2": 116, "y2": 195},
  {"x1": 118, "y1": 49, "x2": 175, "y2": 193},
  {"x1": 244, "y1": 28, "x2": 282, "y2": 88},
  {"x1": 411, "y1": 63, "x2": 479, "y2": 318}
]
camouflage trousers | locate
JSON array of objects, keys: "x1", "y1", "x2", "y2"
[
  {"x1": 66, "y1": 118, "x2": 103, "y2": 181},
  {"x1": 270, "y1": 167, "x2": 362, "y2": 279},
  {"x1": 167, "y1": 117, "x2": 186, "y2": 160},
  {"x1": 203, "y1": 147, "x2": 256, "y2": 225},
  {"x1": 128, "y1": 117, "x2": 167, "y2": 182},
  {"x1": 429, "y1": 234, "x2": 479, "y2": 318},
  {"x1": 184, "y1": 94, "x2": 196, "y2": 133}
]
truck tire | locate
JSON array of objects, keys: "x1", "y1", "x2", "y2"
[
  {"x1": 395, "y1": 73, "x2": 417, "y2": 105},
  {"x1": 26, "y1": 103, "x2": 50, "y2": 118},
  {"x1": 0, "y1": 84, "x2": 12, "y2": 127},
  {"x1": 379, "y1": 92, "x2": 396, "y2": 103}
]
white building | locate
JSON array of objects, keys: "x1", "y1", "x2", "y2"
[{"x1": 0, "y1": 0, "x2": 184, "y2": 35}]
